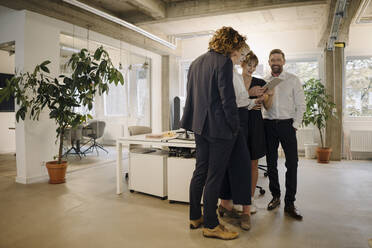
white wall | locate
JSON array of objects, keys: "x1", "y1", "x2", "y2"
[
  {"x1": 0, "y1": 50, "x2": 15, "y2": 154},
  {"x1": 0, "y1": 7, "x2": 165, "y2": 183},
  {"x1": 347, "y1": 24, "x2": 372, "y2": 57}
]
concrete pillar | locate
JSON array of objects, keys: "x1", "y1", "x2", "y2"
[
  {"x1": 324, "y1": 49, "x2": 334, "y2": 149},
  {"x1": 324, "y1": 43, "x2": 344, "y2": 161},
  {"x1": 161, "y1": 55, "x2": 170, "y2": 131},
  {"x1": 331, "y1": 44, "x2": 344, "y2": 160},
  {"x1": 0, "y1": 10, "x2": 59, "y2": 183}
]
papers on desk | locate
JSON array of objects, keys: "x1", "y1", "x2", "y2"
[
  {"x1": 263, "y1": 77, "x2": 283, "y2": 91},
  {"x1": 145, "y1": 131, "x2": 178, "y2": 140}
]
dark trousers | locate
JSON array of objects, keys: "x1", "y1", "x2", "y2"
[
  {"x1": 219, "y1": 108, "x2": 252, "y2": 205},
  {"x1": 219, "y1": 130, "x2": 251, "y2": 205},
  {"x1": 189, "y1": 133, "x2": 236, "y2": 229},
  {"x1": 264, "y1": 119, "x2": 298, "y2": 205}
]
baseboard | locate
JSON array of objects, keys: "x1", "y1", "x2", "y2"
[
  {"x1": 0, "y1": 149, "x2": 16, "y2": 154},
  {"x1": 15, "y1": 174, "x2": 49, "y2": 184}
]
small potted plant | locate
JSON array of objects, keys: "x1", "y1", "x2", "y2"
[
  {"x1": 0, "y1": 46, "x2": 124, "y2": 183},
  {"x1": 302, "y1": 78, "x2": 337, "y2": 163}
]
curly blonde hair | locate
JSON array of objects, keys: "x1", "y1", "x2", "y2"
[
  {"x1": 242, "y1": 51, "x2": 259, "y2": 66},
  {"x1": 208, "y1": 26, "x2": 247, "y2": 56}
]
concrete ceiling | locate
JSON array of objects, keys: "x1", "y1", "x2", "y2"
[
  {"x1": 139, "y1": 4, "x2": 328, "y2": 39},
  {"x1": 355, "y1": 0, "x2": 372, "y2": 23},
  {"x1": 0, "y1": 0, "x2": 368, "y2": 54}
]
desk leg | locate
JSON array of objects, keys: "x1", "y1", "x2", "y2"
[{"x1": 116, "y1": 141, "x2": 123, "y2": 195}]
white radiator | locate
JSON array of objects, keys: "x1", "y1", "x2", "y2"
[{"x1": 350, "y1": 130, "x2": 372, "y2": 152}]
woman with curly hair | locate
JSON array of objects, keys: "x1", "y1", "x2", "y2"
[{"x1": 181, "y1": 26, "x2": 248, "y2": 240}]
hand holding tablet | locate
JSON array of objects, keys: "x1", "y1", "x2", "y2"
[{"x1": 263, "y1": 77, "x2": 283, "y2": 91}]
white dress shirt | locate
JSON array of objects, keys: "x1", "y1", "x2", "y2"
[
  {"x1": 233, "y1": 69, "x2": 256, "y2": 109},
  {"x1": 262, "y1": 71, "x2": 305, "y2": 129}
]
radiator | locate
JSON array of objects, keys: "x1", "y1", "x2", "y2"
[
  {"x1": 350, "y1": 130, "x2": 372, "y2": 152},
  {"x1": 296, "y1": 128, "x2": 315, "y2": 151}
]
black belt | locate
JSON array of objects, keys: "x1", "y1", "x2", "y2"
[{"x1": 264, "y1": 118, "x2": 292, "y2": 123}]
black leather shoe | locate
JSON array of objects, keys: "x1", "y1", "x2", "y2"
[
  {"x1": 267, "y1": 197, "x2": 280, "y2": 210},
  {"x1": 284, "y1": 205, "x2": 303, "y2": 221}
]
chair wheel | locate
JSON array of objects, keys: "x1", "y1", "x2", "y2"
[
  {"x1": 260, "y1": 189, "x2": 266, "y2": 195},
  {"x1": 130, "y1": 190, "x2": 134, "y2": 193}
]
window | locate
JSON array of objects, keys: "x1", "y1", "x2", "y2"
[
  {"x1": 180, "y1": 61, "x2": 191, "y2": 98},
  {"x1": 345, "y1": 57, "x2": 372, "y2": 117},
  {"x1": 284, "y1": 60, "x2": 319, "y2": 84},
  {"x1": 127, "y1": 57, "x2": 151, "y2": 126},
  {"x1": 104, "y1": 69, "x2": 128, "y2": 116}
]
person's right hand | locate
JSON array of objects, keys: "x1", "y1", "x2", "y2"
[
  {"x1": 249, "y1": 86, "x2": 265, "y2": 97},
  {"x1": 253, "y1": 96, "x2": 264, "y2": 110},
  {"x1": 265, "y1": 88, "x2": 274, "y2": 96}
]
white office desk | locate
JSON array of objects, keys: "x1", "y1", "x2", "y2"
[{"x1": 116, "y1": 134, "x2": 195, "y2": 195}]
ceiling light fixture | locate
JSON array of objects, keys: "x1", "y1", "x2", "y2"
[{"x1": 62, "y1": 0, "x2": 176, "y2": 50}]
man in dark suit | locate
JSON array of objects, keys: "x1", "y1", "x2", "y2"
[{"x1": 180, "y1": 26, "x2": 247, "y2": 240}]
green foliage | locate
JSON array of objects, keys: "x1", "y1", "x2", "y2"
[
  {"x1": 303, "y1": 78, "x2": 336, "y2": 148},
  {"x1": 0, "y1": 46, "x2": 124, "y2": 163}
]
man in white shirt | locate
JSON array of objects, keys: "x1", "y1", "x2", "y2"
[{"x1": 263, "y1": 49, "x2": 305, "y2": 220}]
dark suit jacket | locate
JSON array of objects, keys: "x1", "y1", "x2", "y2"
[{"x1": 180, "y1": 50, "x2": 239, "y2": 140}]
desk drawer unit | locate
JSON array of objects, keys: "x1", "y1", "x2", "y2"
[
  {"x1": 129, "y1": 151, "x2": 168, "y2": 198},
  {"x1": 167, "y1": 157, "x2": 196, "y2": 203}
]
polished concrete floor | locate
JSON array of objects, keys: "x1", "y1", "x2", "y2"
[{"x1": 0, "y1": 157, "x2": 371, "y2": 248}]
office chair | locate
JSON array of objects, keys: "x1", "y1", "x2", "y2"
[
  {"x1": 83, "y1": 120, "x2": 108, "y2": 155},
  {"x1": 63, "y1": 125, "x2": 85, "y2": 159},
  {"x1": 256, "y1": 157, "x2": 268, "y2": 195}
]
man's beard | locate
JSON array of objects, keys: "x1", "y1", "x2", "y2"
[{"x1": 271, "y1": 65, "x2": 282, "y2": 74}]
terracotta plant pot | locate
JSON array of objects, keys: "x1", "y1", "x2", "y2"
[
  {"x1": 316, "y1": 147, "x2": 332, "y2": 163},
  {"x1": 45, "y1": 161, "x2": 68, "y2": 184}
]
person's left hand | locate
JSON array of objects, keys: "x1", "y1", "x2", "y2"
[{"x1": 252, "y1": 104, "x2": 262, "y2": 110}]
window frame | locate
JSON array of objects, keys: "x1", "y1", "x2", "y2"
[{"x1": 344, "y1": 55, "x2": 372, "y2": 120}]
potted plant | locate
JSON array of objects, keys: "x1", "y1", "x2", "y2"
[
  {"x1": 302, "y1": 78, "x2": 336, "y2": 163},
  {"x1": 0, "y1": 46, "x2": 124, "y2": 183}
]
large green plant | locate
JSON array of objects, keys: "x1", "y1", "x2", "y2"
[
  {"x1": 0, "y1": 46, "x2": 124, "y2": 163},
  {"x1": 302, "y1": 78, "x2": 336, "y2": 148}
]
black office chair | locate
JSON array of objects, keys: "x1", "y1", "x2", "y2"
[
  {"x1": 256, "y1": 163, "x2": 268, "y2": 195},
  {"x1": 83, "y1": 120, "x2": 108, "y2": 155}
]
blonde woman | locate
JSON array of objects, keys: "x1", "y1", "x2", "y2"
[{"x1": 242, "y1": 52, "x2": 274, "y2": 213}]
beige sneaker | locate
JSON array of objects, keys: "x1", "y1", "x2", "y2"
[
  {"x1": 202, "y1": 224, "x2": 239, "y2": 240},
  {"x1": 250, "y1": 198, "x2": 257, "y2": 214},
  {"x1": 190, "y1": 216, "x2": 203, "y2": 229},
  {"x1": 240, "y1": 214, "x2": 251, "y2": 230}
]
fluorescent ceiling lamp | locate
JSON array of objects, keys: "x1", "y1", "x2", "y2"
[
  {"x1": 62, "y1": 0, "x2": 176, "y2": 50},
  {"x1": 60, "y1": 46, "x2": 81, "y2": 53}
]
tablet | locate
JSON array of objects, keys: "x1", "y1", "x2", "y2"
[{"x1": 263, "y1": 77, "x2": 283, "y2": 90}]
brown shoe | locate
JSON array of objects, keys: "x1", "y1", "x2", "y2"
[
  {"x1": 190, "y1": 216, "x2": 203, "y2": 229},
  {"x1": 240, "y1": 214, "x2": 251, "y2": 230},
  {"x1": 202, "y1": 224, "x2": 239, "y2": 240},
  {"x1": 218, "y1": 205, "x2": 240, "y2": 218}
]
